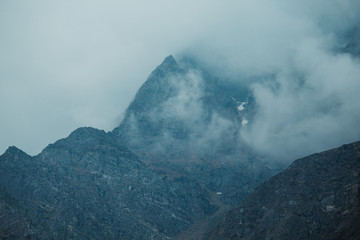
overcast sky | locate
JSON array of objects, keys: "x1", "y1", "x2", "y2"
[{"x1": 1, "y1": 0, "x2": 360, "y2": 157}]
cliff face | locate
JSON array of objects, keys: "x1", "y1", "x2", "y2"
[{"x1": 207, "y1": 141, "x2": 360, "y2": 240}]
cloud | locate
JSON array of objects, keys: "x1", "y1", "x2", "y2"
[
  {"x1": 156, "y1": 71, "x2": 204, "y2": 123},
  {"x1": 241, "y1": 39, "x2": 360, "y2": 161},
  {"x1": 124, "y1": 69, "x2": 237, "y2": 157},
  {"x1": 178, "y1": 0, "x2": 360, "y2": 161}
]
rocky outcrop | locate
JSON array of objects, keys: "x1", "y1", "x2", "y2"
[{"x1": 207, "y1": 141, "x2": 360, "y2": 240}]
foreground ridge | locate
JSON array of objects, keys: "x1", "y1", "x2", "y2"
[{"x1": 207, "y1": 141, "x2": 360, "y2": 240}]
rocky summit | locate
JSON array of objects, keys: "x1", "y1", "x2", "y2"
[{"x1": 207, "y1": 141, "x2": 360, "y2": 240}]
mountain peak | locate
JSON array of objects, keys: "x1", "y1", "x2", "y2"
[
  {"x1": 68, "y1": 127, "x2": 106, "y2": 140},
  {"x1": 161, "y1": 55, "x2": 176, "y2": 66},
  {"x1": 1, "y1": 145, "x2": 31, "y2": 160},
  {"x1": 156, "y1": 55, "x2": 178, "y2": 72},
  {"x1": 4, "y1": 146, "x2": 25, "y2": 155}
]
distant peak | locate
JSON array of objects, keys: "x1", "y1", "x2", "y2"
[
  {"x1": 68, "y1": 127, "x2": 106, "y2": 140},
  {"x1": 1, "y1": 145, "x2": 30, "y2": 158},
  {"x1": 5, "y1": 146, "x2": 22, "y2": 153},
  {"x1": 160, "y1": 55, "x2": 177, "y2": 68}
]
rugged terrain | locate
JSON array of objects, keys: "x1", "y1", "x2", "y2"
[
  {"x1": 207, "y1": 141, "x2": 360, "y2": 240},
  {"x1": 0, "y1": 128, "x2": 216, "y2": 239}
]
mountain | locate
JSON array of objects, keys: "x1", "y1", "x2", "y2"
[
  {"x1": 113, "y1": 55, "x2": 278, "y2": 207},
  {"x1": 0, "y1": 127, "x2": 217, "y2": 239},
  {"x1": 207, "y1": 140, "x2": 360, "y2": 240}
]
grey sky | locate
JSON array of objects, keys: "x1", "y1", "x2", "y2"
[
  {"x1": 1, "y1": 0, "x2": 359, "y2": 158},
  {"x1": 0, "y1": 0, "x2": 205, "y2": 155}
]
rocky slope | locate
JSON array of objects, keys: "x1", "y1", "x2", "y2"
[
  {"x1": 207, "y1": 140, "x2": 360, "y2": 240},
  {"x1": 0, "y1": 128, "x2": 216, "y2": 239}
]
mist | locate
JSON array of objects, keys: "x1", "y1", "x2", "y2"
[
  {"x1": 1, "y1": 0, "x2": 359, "y2": 160},
  {"x1": 135, "y1": 69, "x2": 237, "y2": 157},
  {"x1": 182, "y1": 0, "x2": 360, "y2": 161}
]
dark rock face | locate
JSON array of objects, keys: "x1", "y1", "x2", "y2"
[
  {"x1": 0, "y1": 147, "x2": 36, "y2": 239},
  {"x1": 207, "y1": 141, "x2": 360, "y2": 240},
  {"x1": 0, "y1": 128, "x2": 216, "y2": 239},
  {"x1": 341, "y1": 27, "x2": 360, "y2": 57}
]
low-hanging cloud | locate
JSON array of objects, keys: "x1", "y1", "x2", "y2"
[
  {"x1": 181, "y1": 0, "x2": 360, "y2": 161},
  {"x1": 125, "y1": 69, "x2": 237, "y2": 157},
  {"x1": 242, "y1": 44, "x2": 360, "y2": 160}
]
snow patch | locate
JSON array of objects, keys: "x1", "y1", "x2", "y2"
[
  {"x1": 242, "y1": 118, "x2": 248, "y2": 126},
  {"x1": 102, "y1": 174, "x2": 111, "y2": 180},
  {"x1": 326, "y1": 205, "x2": 335, "y2": 212},
  {"x1": 237, "y1": 102, "x2": 247, "y2": 111}
]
